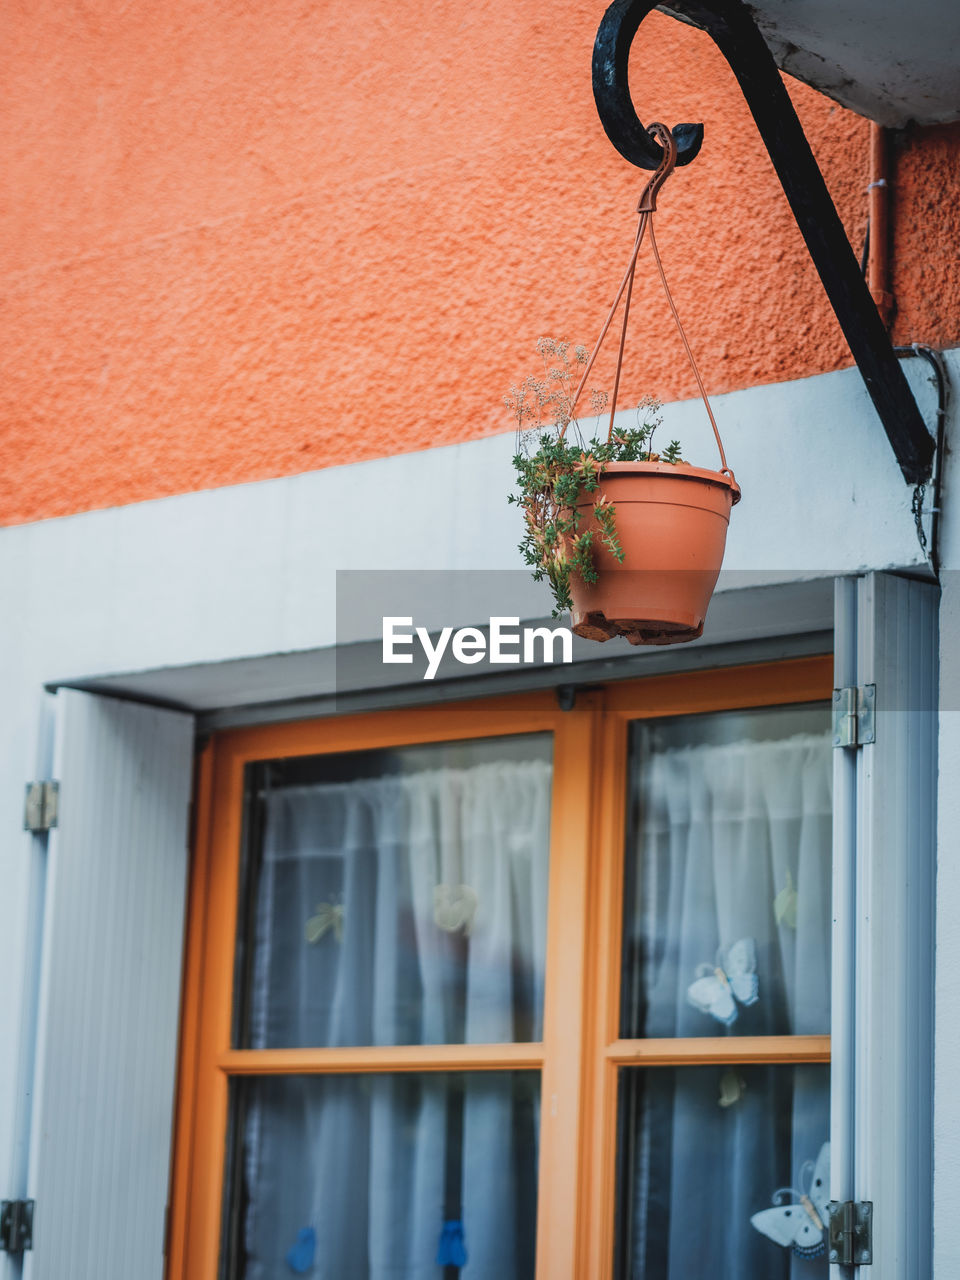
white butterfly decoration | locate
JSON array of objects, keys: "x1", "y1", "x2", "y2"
[
  {"x1": 717, "y1": 1067, "x2": 746, "y2": 1109},
  {"x1": 686, "y1": 937, "x2": 759, "y2": 1025},
  {"x1": 433, "y1": 884, "x2": 479, "y2": 935},
  {"x1": 751, "y1": 1142, "x2": 830, "y2": 1260},
  {"x1": 304, "y1": 901, "x2": 344, "y2": 944}
]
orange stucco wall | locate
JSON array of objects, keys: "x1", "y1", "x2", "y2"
[{"x1": 2, "y1": 2, "x2": 958, "y2": 525}]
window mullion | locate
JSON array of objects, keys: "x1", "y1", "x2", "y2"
[
  {"x1": 535, "y1": 694, "x2": 606, "y2": 1280},
  {"x1": 216, "y1": 1043, "x2": 547, "y2": 1075},
  {"x1": 605, "y1": 1035, "x2": 831, "y2": 1066},
  {"x1": 580, "y1": 711, "x2": 630, "y2": 1280}
]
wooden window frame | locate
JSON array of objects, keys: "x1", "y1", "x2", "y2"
[{"x1": 167, "y1": 655, "x2": 832, "y2": 1280}]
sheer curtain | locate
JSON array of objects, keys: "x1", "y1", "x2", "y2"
[
  {"x1": 240, "y1": 758, "x2": 551, "y2": 1279},
  {"x1": 622, "y1": 731, "x2": 832, "y2": 1279}
]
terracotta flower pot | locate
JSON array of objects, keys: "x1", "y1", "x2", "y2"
[{"x1": 569, "y1": 460, "x2": 741, "y2": 645}]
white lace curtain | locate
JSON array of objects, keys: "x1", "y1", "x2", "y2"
[
  {"x1": 622, "y1": 731, "x2": 833, "y2": 1279},
  {"x1": 238, "y1": 731, "x2": 832, "y2": 1278},
  {"x1": 241, "y1": 759, "x2": 552, "y2": 1279}
]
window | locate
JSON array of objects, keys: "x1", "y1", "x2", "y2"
[{"x1": 168, "y1": 657, "x2": 832, "y2": 1279}]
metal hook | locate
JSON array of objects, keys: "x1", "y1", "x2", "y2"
[
  {"x1": 637, "y1": 121, "x2": 678, "y2": 211},
  {"x1": 593, "y1": 0, "x2": 704, "y2": 170}
]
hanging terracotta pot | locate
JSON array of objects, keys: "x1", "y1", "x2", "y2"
[
  {"x1": 570, "y1": 460, "x2": 740, "y2": 645},
  {"x1": 508, "y1": 122, "x2": 742, "y2": 644}
]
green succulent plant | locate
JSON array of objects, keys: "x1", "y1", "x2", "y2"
[{"x1": 506, "y1": 338, "x2": 682, "y2": 616}]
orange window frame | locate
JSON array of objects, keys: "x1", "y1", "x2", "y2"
[{"x1": 166, "y1": 655, "x2": 832, "y2": 1280}]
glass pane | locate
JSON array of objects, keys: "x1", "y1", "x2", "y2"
[
  {"x1": 615, "y1": 1063, "x2": 829, "y2": 1279},
  {"x1": 236, "y1": 733, "x2": 553, "y2": 1048},
  {"x1": 620, "y1": 704, "x2": 832, "y2": 1039},
  {"x1": 225, "y1": 1071, "x2": 539, "y2": 1279}
]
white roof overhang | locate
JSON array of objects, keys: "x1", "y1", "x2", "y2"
[{"x1": 661, "y1": 0, "x2": 960, "y2": 125}]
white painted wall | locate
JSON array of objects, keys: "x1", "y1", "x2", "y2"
[
  {"x1": 0, "y1": 352, "x2": 953, "y2": 1278},
  {"x1": 933, "y1": 351, "x2": 960, "y2": 1272},
  {"x1": 0, "y1": 357, "x2": 936, "y2": 685},
  {"x1": 935, "y1": 581, "x2": 960, "y2": 1275},
  {"x1": 752, "y1": 0, "x2": 960, "y2": 125}
]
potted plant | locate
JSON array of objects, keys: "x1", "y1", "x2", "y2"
[
  {"x1": 507, "y1": 337, "x2": 740, "y2": 645},
  {"x1": 506, "y1": 121, "x2": 741, "y2": 645}
]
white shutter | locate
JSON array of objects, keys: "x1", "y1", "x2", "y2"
[
  {"x1": 832, "y1": 572, "x2": 937, "y2": 1277},
  {"x1": 24, "y1": 690, "x2": 193, "y2": 1280}
]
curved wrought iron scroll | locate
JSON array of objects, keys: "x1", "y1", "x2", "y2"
[{"x1": 593, "y1": 0, "x2": 934, "y2": 485}]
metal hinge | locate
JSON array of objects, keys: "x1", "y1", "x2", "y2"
[
  {"x1": 0, "y1": 1200, "x2": 34, "y2": 1253},
  {"x1": 832, "y1": 685, "x2": 876, "y2": 748},
  {"x1": 23, "y1": 780, "x2": 59, "y2": 833},
  {"x1": 828, "y1": 1199, "x2": 873, "y2": 1266}
]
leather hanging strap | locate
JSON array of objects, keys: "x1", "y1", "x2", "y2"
[{"x1": 563, "y1": 122, "x2": 734, "y2": 484}]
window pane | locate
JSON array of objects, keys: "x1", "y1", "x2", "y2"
[
  {"x1": 620, "y1": 704, "x2": 832, "y2": 1039},
  {"x1": 615, "y1": 1063, "x2": 829, "y2": 1279},
  {"x1": 225, "y1": 1071, "x2": 539, "y2": 1279},
  {"x1": 236, "y1": 734, "x2": 553, "y2": 1047}
]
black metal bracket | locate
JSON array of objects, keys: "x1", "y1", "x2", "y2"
[{"x1": 592, "y1": 0, "x2": 935, "y2": 485}]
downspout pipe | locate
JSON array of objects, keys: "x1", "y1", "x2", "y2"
[{"x1": 867, "y1": 123, "x2": 894, "y2": 327}]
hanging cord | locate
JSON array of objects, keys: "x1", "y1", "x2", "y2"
[
  {"x1": 561, "y1": 121, "x2": 735, "y2": 488},
  {"x1": 606, "y1": 213, "x2": 642, "y2": 441},
  {"x1": 646, "y1": 217, "x2": 728, "y2": 474},
  {"x1": 561, "y1": 207, "x2": 651, "y2": 439}
]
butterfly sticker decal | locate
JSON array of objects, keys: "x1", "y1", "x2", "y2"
[
  {"x1": 717, "y1": 1067, "x2": 746, "y2": 1109},
  {"x1": 435, "y1": 1218, "x2": 468, "y2": 1267},
  {"x1": 773, "y1": 868, "x2": 798, "y2": 929},
  {"x1": 686, "y1": 937, "x2": 759, "y2": 1025},
  {"x1": 285, "y1": 1225, "x2": 316, "y2": 1273},
  {"x1": 433, "y1": 884, "x2": 479, "y2": 936},
  {"x1": 751, "y1": 1142, "x2": 830, "y2": 1259},
  {"x1": 305, "y1": 901, "x2": 344, "y2": 945}
]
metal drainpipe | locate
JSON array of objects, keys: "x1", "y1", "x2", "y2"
[{"x1": 867, "y1": 123, "x2": 895, "y2": 327}]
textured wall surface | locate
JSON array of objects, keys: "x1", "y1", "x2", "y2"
[
  {"x1": 891, "y1": 123, "x2": 960, "y2": 347},
  {"x1": 1, "y1": 1, "x2": 957, "y2": 524}
]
